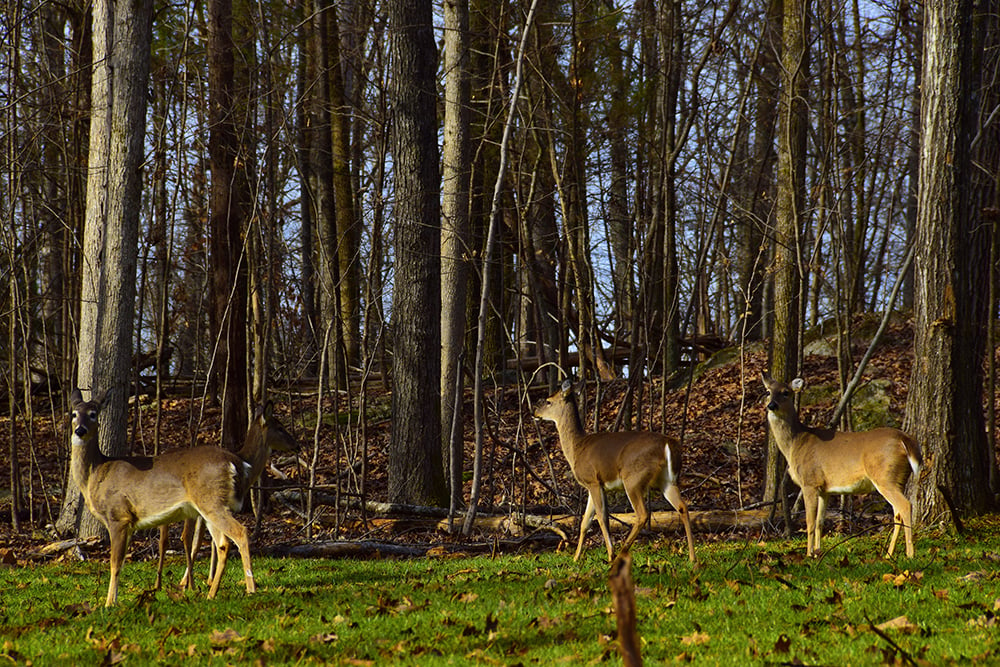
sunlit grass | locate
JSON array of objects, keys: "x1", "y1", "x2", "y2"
[{"x1": 2, "y1": 517, "x2": 999, "y2": 664}]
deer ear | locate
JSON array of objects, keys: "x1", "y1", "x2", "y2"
[
  {"x1": 790, "y1": 378, "x2": 804, "y2": 392},
  {"x1": 560, "y1": 377, "x2": 574, "y2": 394}
]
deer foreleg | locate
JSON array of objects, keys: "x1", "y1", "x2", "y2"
[
  {"x1": 574, "y1": 493, "x2": 598, "y2": 561},
  {"x1": 154, "y1": 525, "x2": 169, "y2": 590},
  {"x1": 106, "y1": 525, "x2": 130, "y2": 607}
]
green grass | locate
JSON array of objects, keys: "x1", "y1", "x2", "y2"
[{"x1": 2, "y1": 518, "x2": 999, "y2": 665}]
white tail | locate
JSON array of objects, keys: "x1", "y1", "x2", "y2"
[
  {"x1": 69, "y1": 388, "x2": 268, "y2": 606},
  {"x1": 761, "y1": 374, "x2": 923, "y2": 558},
  {"x1": 533, "y1": 380, "x2": 696, "y2": 563},
  {"x1": 154, "y1": 401, "x2": 298, "y2": 592}
]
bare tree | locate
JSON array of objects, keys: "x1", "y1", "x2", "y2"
[
  {"x1": 56, "y1": 0, "x2": 154, "y2": 538},
  {"x1": 207, "y1": 0, "x2": 250, "y2": 450},
  {"x1": 764, "y1": 0, "x2": 808, "y2": 506},
  {"x1": 905, "y1": 0, "x2": 996, "y2": 522},
  {"x1": 441, "y1": 0, "x2": 473, "y2": 512},
  {"x1": 387, "y1": 0, "x2": 447, "y2": 506}
]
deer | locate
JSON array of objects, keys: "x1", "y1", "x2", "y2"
[
  {"x1": 533, "y1": 379, "x2": 696, "y2": 563},
  {"x1": 760, "y1": 374, "x2": 923, "y2": 558},
  {"x1": 154, "y1": 401, "x2": 298, "y2": 592},
  {"x1": 69, "y1": 388, "x2": 275, "y2": 606}
]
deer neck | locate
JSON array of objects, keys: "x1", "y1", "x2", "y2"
[
  {"x1": 553, "y1": 405, "x2": 588, "y2": 470},
  {"x1": 69, "y1": 432, "x2": 104, "y2": 494},
  {"x1": 767, "y1": 410, "x2": 805, "y2": 459},
  {"x1": 237, "y1": 426, "x2": 269, "y2": 484}
]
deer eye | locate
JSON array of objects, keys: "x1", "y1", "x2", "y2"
[{"x1": 89, "y1": 411, "x2": 98, "y2": 419}]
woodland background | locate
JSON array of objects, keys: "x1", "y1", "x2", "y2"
[{"x1": 0, "y1": 0, "x2": 998, "y2": 548}]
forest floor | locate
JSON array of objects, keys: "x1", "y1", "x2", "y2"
[{"x1": 0, "y1": 313, "x2": 962, "y2": 567}]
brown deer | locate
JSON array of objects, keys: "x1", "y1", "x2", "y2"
[
  {"x1": 154, "y1": 401, "x2": 298, "y2": 591},
  {"x1": 761, "y1": 374, "x2": 922, "y2": 558},
  {"x1": 69, "y1": 388, "x2": 272, "y2": 606},
  {"x1": 533, "y1": 380, "x2": 696, "y2": 563}
]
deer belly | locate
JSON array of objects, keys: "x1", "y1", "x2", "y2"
[
  {"x1": 827, "y1": 478, "x2": 876, "y2": 495},
  {"x1": 134, "y1": 502, "x2": 200, "y2": 529},
  {"x1": 601, "y1": 478, "x2": 624, "y2": 491}
]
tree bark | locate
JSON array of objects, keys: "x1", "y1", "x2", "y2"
[
  {"x1": 905, "y1": 0, "x2": 995, "y2": 522},
  {"x1": 208, "y1": 0, "x2": 250, "y2": 450},
  {"x1": 764, "y1": 0, "x2": 808, "y2": 505},
  {"x1": 56, "y1": 0, "x2": 153, "y2": 538},
  {"x1": 387, "y1": 0, "x2": 447, "y2": 506},
  {"x1": 441, "y1": 0, "x2": 472, "y2": 513}
]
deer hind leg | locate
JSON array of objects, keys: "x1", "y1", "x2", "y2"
[
  {"x1": 663, "y1": 484, "x2": 696, "y2": 563},
  {"x1": 621, "y1": 484, "x2": 649, "y2": 556},
  {"x1": 203, "y1": 512, "x2": 255, "y2": 597},
  {"x1": 875, "y1": 484, "x2": 913, "y2": 558},
  {"x1": 227, "y1": 518, "x2": 255, "y2": 594}
]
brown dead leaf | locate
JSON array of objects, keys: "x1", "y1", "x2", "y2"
[
  {"x1": 883, "y1": 570, "x2": 923, "y2": 588},
  {"x1": 209, "y1": 628, "x2": 244, "y2": 647},
  {"x1": 681, "y1": 631, "x2": 710, "y2": 646},
  {"x1": 875, "y1": 616, "x2": 918, "y2": 634}
]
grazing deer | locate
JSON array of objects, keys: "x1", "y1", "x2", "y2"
[
  {"x1": 154, "y1": 401, "x2": 298, "y2": 591},
  {"x1": 69, "y1": 388, "x2": 263, "y2": 606},
  {"x1": 533, "y1": 380, "x2": 696, "y2": 563},
  {"x1": 761, "y1": 374, "x2": 922, "y2": 558}
]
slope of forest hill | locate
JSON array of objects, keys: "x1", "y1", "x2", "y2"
[{"x1": 0, "y1": 314, "x2": 990, "y2": 563}]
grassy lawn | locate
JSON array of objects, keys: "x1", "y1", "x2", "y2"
[{"x1": 2, "y1": 518, "x2": 999, "y2": 665}]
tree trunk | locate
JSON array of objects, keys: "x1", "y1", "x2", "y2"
[
  {"x1": 764, "y1": 0, "x2": 808, "y2": 505},
  {"x1": 208, "y1": 0, "x2": 249, "y2": 450},
  {"x1": 441, "y1": 0, "x2": 472, "y2": 512},
  {"x1": 328, "y1": 0, "x2": 362, "y2": 375},
  {"x1": 56, "y1": 0, "x2": 153, "y2": 538},
  {"x1": 387, "y1": 0, "x2": 447, "y2": 507},
  {"x1": 905, "y1": 0, "x2": 995, "y2": 522}
]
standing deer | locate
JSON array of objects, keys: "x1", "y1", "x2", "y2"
[
  {"x1": 761, "y1": 374, "x2": 922, "y2": 558},
  {"x1": 533, "y1": 380, "x2": 696, "y2": 563},
  {"x1": 69, "y1": 388, "x2": 266, "y2": 606},
  {"x1": 154, "y1": 401, "x2": 298, "y2": 591}
]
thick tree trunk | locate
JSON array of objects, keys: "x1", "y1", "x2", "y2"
[
  {"x1": 387, "y1": 0, "x2": 447, "y2": 506},
  {"x1": 56, "y1": 0, "x2": 153, "y2": 538},
  {"x1": 764, "y1": 0, "x2": 807, "y2": 506},
  {"x1": 441, "y1": 0, "x2": 472, "y2": 512},
  {"x1": 905, "y1": 0, "x2": 995, "y2": 522},
  {"x1": 208, "y1": 0, "x2": 249, "y2": 450}
]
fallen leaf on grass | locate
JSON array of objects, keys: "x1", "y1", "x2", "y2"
[
  {"x1": 875, "y1": 616, "x2": 918, "y2": 634},
  {"x1": 209, "y1": 628, "x2": 244, "y2": 647},
  {"x1": 681, "y1": 631, "x2": 710, "y2": 646},
  {"x1": 882, "y1": 570, "x2": 923, "y2": 587}
]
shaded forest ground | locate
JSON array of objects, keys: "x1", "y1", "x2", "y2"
[{"x1": 0, "y1": 314, "x2": 986, "y2": 566}]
